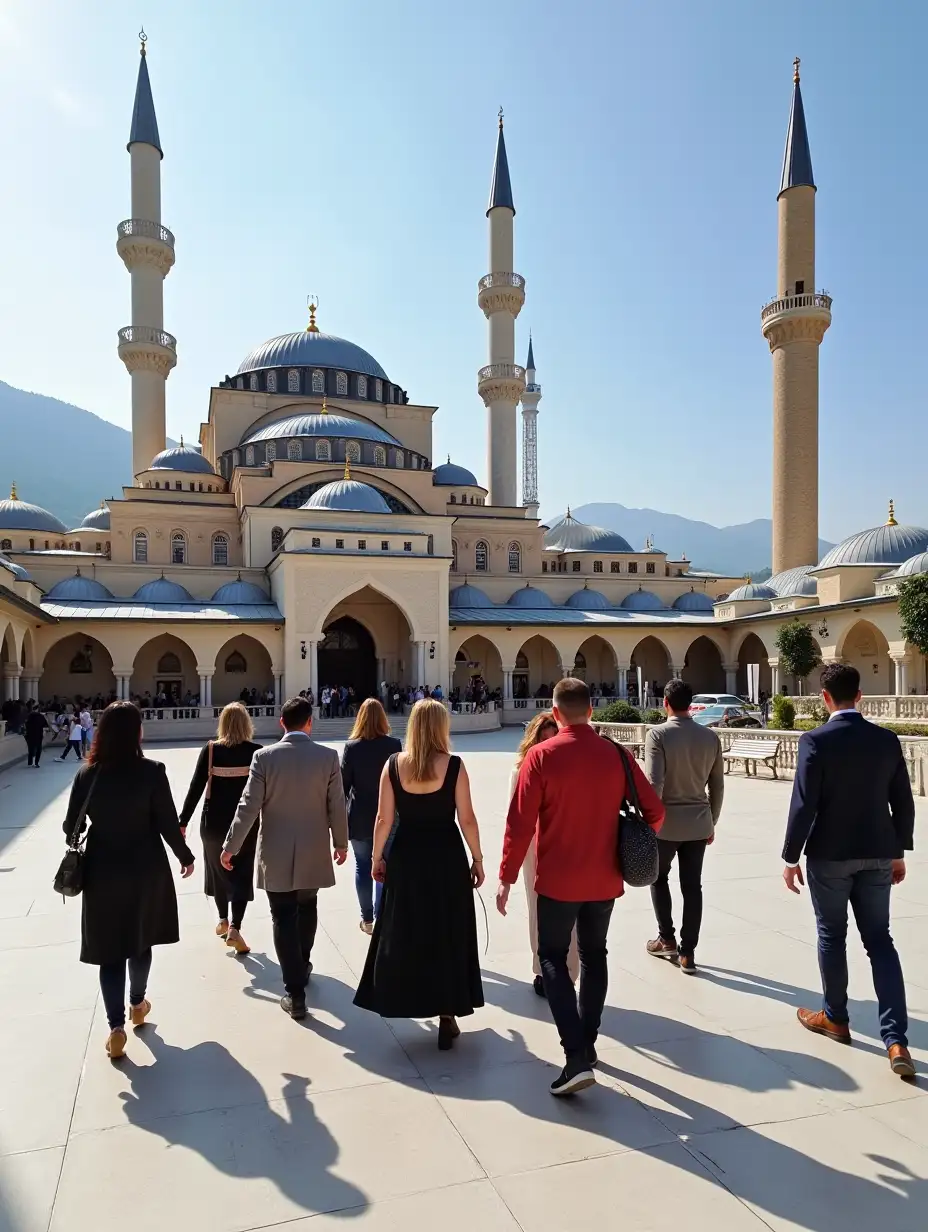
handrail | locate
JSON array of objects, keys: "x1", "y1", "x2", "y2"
[{"x1": 117, "y1": 218, "x2": 175, "y2": 247}]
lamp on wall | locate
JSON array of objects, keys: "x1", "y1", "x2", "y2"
[{"x1": 817, "y1": 620, "x2": 829, "y2": 639}]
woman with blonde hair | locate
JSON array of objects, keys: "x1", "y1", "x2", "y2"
[
  {"x1": 354, "y1": 698, "x2": 485, "y2": 1049},
  {"x1": 179, "y1": 701, "x2": 262, "y2": 954},
  {"x1": 511, "y1": 711, "x2": 580, "y2": 996},
  {"x1": 341, "y1": 697, "x2": 402, "y2": 933}
]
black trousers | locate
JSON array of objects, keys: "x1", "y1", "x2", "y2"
[
  {"x1": 267, "y1": 889, "x2": 318, "y2": 997},
  {"x1": 26, "y1": 736, "x2": 43, "y2": 766},
  {"x1": 536, "y1": 895, "x2": 615, "y2": 1063},
  {"x1": 650, "y1": 838, "x2": 709, "y2": 958}
]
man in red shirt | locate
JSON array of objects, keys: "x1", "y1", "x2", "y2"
[{"x1": 497, "y1": 678, "x2": 664, "y2": 1095}]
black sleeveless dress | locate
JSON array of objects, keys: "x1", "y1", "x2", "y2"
[{"x1": 354, "y1": 754, "x2": 485, "y2": 1019}]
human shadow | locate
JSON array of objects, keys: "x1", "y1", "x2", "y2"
[{"x1": 118, "y1": 1025, "x2": 366, "y2": 1220}]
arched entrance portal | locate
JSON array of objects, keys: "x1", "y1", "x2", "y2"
[
  {"x1": 318, "y1": 616, "x2": 377, "y2": 702},
  {"x1": 737, "y1": 633, "x2": 772, "y2": 699},
  {"x1": 682, "y1": 636, "x2": 725, "y2": 694}
]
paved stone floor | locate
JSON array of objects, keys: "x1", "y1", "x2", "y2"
[{"x1": 1, "y1": 730, "x2": 926, "y2": 1231}]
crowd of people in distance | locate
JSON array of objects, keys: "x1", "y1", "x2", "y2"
[{"x1": 54, "y1": 663, "x2": 917, "y2": 1087}]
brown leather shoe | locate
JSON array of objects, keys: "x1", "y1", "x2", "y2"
[
  {"x1": 888, "y1": 1044, "x2": 916, "y2": 1079},
  {"x1": 646, "y1": 938, "x2": 679, "y2": 962},
  {"x1": 797, "y1": 1007, "x2": 851, "y2": 1044}
]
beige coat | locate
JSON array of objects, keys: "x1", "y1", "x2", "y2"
[
  {"x1": 224, "y1": 732, "x2": 349, "y2": 893},
  {"x1": 644, "y1": 716, "x2": 724, "y2": 843}
]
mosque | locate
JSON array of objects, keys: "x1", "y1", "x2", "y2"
[{"x1": 0, "y1": 46, "x2": 925, "y2": 728}]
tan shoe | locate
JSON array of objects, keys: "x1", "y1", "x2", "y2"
[
  {"x1": 215, "y1": 919, "x2": 229, "y2": 939},
  {"x1": 888, "y1": 1044, "x2": 916, "y2": 1079},
  {"x1": 225, "y1": 927, "x2": 250, "y2": 955},
  {"x1": 130, "y1": 999, "x2": 151, "y2": 1028},
  {"x1": 797, "y1": 1007, "x2": 851, "y2": 1044},
  {"x1": 106, "y1": 1028, "x2": 127, "y2": 1059}
]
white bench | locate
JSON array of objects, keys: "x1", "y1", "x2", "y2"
[{"x1": 723, "y1": 738, "x2": 781, "y2": 779}]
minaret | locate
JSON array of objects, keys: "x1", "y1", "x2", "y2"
[
  {"x1": 761, "y1": 58, "x2": 831, "y2": 573},
  {"x1": 521, "y1": 334, "x2": 541, "y2": 517},
  {"x1": 477, "y1": 110, "x2": 525, "y2": 507},
  {"x1": 117, "y1": 30, "x2": 177, "y2": 479}
]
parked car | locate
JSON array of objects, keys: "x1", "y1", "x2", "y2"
[
  {"x1": 690, "y1": 693, "x2": 755, "y2": 713},
  {"x1": 691, "y1": 704, "x2": 763, "y2": 729}
]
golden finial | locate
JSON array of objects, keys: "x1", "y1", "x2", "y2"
[
  {"x1": 887, "y1": 498, "x2": 898, "y2": 526},
  {"x1": 320, "y1": 394, "x2": 328, "y2": 415},
  {"x1": 793, "y1": 56, "x2": 800, "y2": 84},
  {"x1": 344, "y1": 455, "x2": 351, "y2": 482},
  {"x1": 139, "y1": 27, "x2": 147, "y2": 57},
  {"x1": 9, "y1": 483, "x2": 17, "y2": 501},
  {"x1": 306, "y1": 295, "x2": 319, "y2": 333},
  {"x1": 100, "y1": 500, "x2": 105, "y2": 509},
  {"x1": 566, "y1": 505, "x2": 571, "y2": 518},
  {"x1": 179, "y1": 433, "x2": 184, "y2": 448},
  {"x1": 447, "y1": 454, "x2": 451, "y2": 464},
  {"x1": 498, "y1": 105, "x2": 504, "y2": 130}
]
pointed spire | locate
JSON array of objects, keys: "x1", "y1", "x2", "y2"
[
  {"x1": 778, "y1": 57, "x2": 814, "y2": 196},
  {"x1": 526, "y1": 333, "x2": 535, "y2": 371},
  {"x1": 487, "y1": 107, "x2": 515, "y2": 215},
  {"x1": 128, "y1": 29, "x2": 163, "y2": 158},
  {"x1": 344, "y1": 454, "x2": 352, "y2": 482}
]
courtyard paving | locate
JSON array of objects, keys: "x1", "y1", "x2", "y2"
[{"x1": 0, "y1": 729, "x2": 926, "y2": 1231}]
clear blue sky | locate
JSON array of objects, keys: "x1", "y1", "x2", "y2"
[{"x1": 0, "y1": 0, "x2": 924, "y2": 542}]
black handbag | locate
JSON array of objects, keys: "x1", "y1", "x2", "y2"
[
  {"x1": 608, "y1": 739, "x2": 659, "y2": 888},
  {"x1": 54, "y1": 771, "x2": 98, "y2": 899}
]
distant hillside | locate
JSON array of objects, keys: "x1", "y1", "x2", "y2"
[{"x1": 561, "y1": 502, "x2": 834, "y2": 576}]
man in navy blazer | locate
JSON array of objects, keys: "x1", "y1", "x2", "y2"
[{"x1": 782, "y1": 663, "x2": 915, "y2": 1078}]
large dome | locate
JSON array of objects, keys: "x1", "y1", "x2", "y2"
[
  {"x1": 237, "y1": 331, "x2": 388, "y2": 380},
  {"x1": 242, "y1": 413, "x2": 399, "y2": 447},
  {"x1": 149, "y1": 444, "x2": 216, "y2": 475},
  {"x1": 303, "y1": 479, "x2": 391, "y2": 515},
  {"x1": 433, "y1": 460, "x2": 481, "y2": 488},
  {"x1": 507, "y1": 585, "x2": 557, "y2": 609},
  {"x1": 132, "y1": 576, "x2": 195, "y2": 603},
  {"x1": 80, "y1": 504, "x2": 111, "y2": 532},
  {"x1": 0, "y1": 489, "x2": 66, "y2": 534},
  {"x1": 449, "y1": 583, "x2": 493, "y2": 607},
  {"x1": 211, "y1": 579, "x2": 273, "y2": 604},
  {"x1": 817, "y1": 517, "x2": 928, "y2": 569},
  {"x1": 621, "y1": 588, "x2": 666, "y2": 611},
  {"x1": 767, "y1": 565, "x2": 817, "y2": 597},
  {"x1": 672, "y1": 589, "x2": 715, "y2": 612},
  {"x1": 544, "y1": 511, "x2": 633, "y2": 554},
  {"x1": 45, "y1": 572, "x2": 115, "y2": 601},
  {"x1": 565, "y1": 586, "x2": 611, "y2": 610},
  {"x1": 726, "y1": 582, "x2": 777, "y2": 601}
]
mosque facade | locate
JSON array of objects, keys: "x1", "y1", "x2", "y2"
[{"x1": 0, "y1": 48, "x2": 926, "y2": 722}]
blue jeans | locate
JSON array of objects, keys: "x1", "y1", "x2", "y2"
[
  {"x1": 351, "y1": 839, "x2": 383, "y2": 924},
  {"x1": 806, "y1": 858, "x2": 908, "y2": 1048},
  {"x1": 99, "y1": 949, "x2": 153, "y2": 1030}
]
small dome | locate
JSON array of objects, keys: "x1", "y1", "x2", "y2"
[
  {"x1": 433, "y1": 460, "x2": 480, "y2": 488},
  {"x1": 544, "y1": 511, "x2": 633, "y2": 554},
  {"x1": 149, "y1": 444, "x2": 216, "y2": 475},
  {"x1": 507, "y1": 585, "x2": 557, "y2": 609},
  {"x1": 767, "y1": 565, "x2": 817, "y2": 597},
  {"x1": 449, "y1": 583, "x2": 493, "y2": 607},
  {"x1": 303, "y1": 479, "x2": 391, "y2": 515},
  {"x1": 565, "y1": 587, "x2": 611, "y2": 610},
  {"x1": 80, "y1": 504, "x2": 111, "y2": 531},
  {"x1": 621, "y1": 588, "x2": 666, "y2": 611},
  {"x1": 45, "y1": 571, "x2": 114, "y2": 601},
  {"x1": 726, "y1": 582, "x2": 777, "y2": 601},
  {"x1": 237, "y1": 331, "x2": 388, "y2": 380},
  {"x1": 0, "y1": 487, "x2": 67, "y2": 534},
  {"x1": 211, "y1": 578, "x2": 272, "y2": 604},
  {"x1": 887, "y1": 551, "x2": 928, "y2": 579},
  {"x1": 818, "y1": 514, "x2": 928, "y2": 569},
  {"x1": 672, "y1": 589, "x2": 715, "y2": 612},
  {"x1": 242, "y1": 413, "x2": 400, "y2": 447},
  {"x1": 0, "y1": 554, "x2": 32, "y2": 582},
  {"x1": 132, "y1": 576, "x2": 195, "y2": 603}
]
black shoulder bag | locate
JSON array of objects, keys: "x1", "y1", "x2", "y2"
[
  {"x1": 607, "y1": 739, "x2": 659, "y2": 888},
  {"x1": 54, "y1": 770, "x2": 99, "y2": 899}
]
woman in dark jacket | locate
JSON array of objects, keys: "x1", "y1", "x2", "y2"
[
  {"x1": 340, "y1": 698, "x2": 401, "y2": 933},
  {"x1": 63, "y1": 702, "x2": 194, "y2": 1060},
  {"x1": 179, "y1": 702, "x2": 261, "y2": 955}
]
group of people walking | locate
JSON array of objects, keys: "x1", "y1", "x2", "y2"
[{"x1": 61, "y1": 661, "x2": 916, "y2": 1087}]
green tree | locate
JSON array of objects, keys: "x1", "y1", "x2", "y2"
[
  {"x1": 771, "y1": 694, "x2": 795, "y2": 730},
  {"x1": 774, "y1": 619, "x2": 822, "y2": 694},
  {"x1": 898, "y1": 574, "x2": 928, "y2": 656}
]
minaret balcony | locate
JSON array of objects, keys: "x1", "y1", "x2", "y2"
[
  {"x1": 477, "y1": 271, "x2": 525, "y2": 318},
  {"x1": 761, "y1": 291, "x2": 832, "y2": 349},
  {"x1": 478, "y1": 362, "x2": 525, "y2": 404},
  {"x1": 116, "y1": 218, "x2": 176, "y2": 276},
  {"x1": 118, "y1": 325, "x2": 177, "y2": 377}
]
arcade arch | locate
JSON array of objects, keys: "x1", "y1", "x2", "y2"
[
  {"x1": 318, "y1": 586, "x2": 415, "y2": 697},
  {"x1": 839, "y1": 620, "x2": 892, "y2": 696},
  {"x1": 513, "y1": 635, "x2": 561, "y2": 698},
  {"x1": 131, "y1": 633, "x2": 198, "y2": 704},
  {"x1": 212, "y1": 634, "x2": 274, "y2": 706},
  {"x1": 629, "y1": 636, "x2": 672, "y2": 703},
  {"x1": 39, "y1": 632, "x2": 116, "y2": 703},
  {"x1": 453, "y1": 635, "x2": 503, "y2": 695},
  {"x1": 736, "y1": 632, "x2": 772, "y2": 699},
  {"x1": 572, "y1": 635, "x2": 619, "y2": 694},
  {"x1": 682, "y1": 635, "x2": 725, "y2": 694}
]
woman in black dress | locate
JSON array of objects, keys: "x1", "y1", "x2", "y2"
[
  {"x1": 63, "y1": 702, "x2": 194, "y2": 1060},
  {"x1": 179, "y1": 702, "x2": 262, "y2": 955},
  {"x1": 354, "y1": 698, "x2": 485, "y2": 1049}
]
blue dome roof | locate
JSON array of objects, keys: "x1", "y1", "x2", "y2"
[
  {"x1": 449, "y1": 583, "x2": 493, "y2": 607},
  {"x1": 767, "y1": 565, "x2": 817, "y2": 597},
  {"x1": 817, "y1": 522, "x2": 928, "y2": 568},
  {"x1": 507, "y1": 585, "x2": 557, "y2": 609},
  {"x1": 544, "y1": 513, "x2": 633, "y2": 554},
  {"x1": 45, "y1": 572, "x2": 114, "y2": 601},
  {"x1": 132, "y1": 576, "x2": 195, "y2": 603},
  {"x1": 0, "y1": 493, "x2": 67, "y2": 534},
  {"x1": 80, "y1": 505, "x2": 110, "y2": 531},
  {"x1": 149, "y1": 444, "x2": 216, "y2": 475},
  {"x1": 237, "y1": 331, "x2": 388, "y2": 380},
  {"x1": 242, "y1": 413, "x2": 399, "y2": 447},
  {"x1": 621, "y1": 588, "x2": 666, "y2": 611},
  {"x1": 0, "y1": 554, "x2": 31, "y2": 581},
  {"x1": 210, "y1": 579, "x2": 272, "y2": 604},
  {"x1": 433, "y1": 460, "x2": 480, "y2": 488},
  {"x1": 303, "y1": 479, "x2": 391, "y2": 515},
  {"x1": 672, "y1": 589, "x2": 715, "y2": 612},
  {"x1": 565, "y1": 587, "x2": 611, "y2": 610},
  {"x1": 887, "y1": 551, "x2": 928, "y2": 579},
  {"x1": 726, "y1": 582, "x2": 777, "y2": 601}
]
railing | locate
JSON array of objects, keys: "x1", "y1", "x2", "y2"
[
  {"x1": 118, "y1": 325, "x2": 177, "y2": 351},
  {"x1": 478, "y1": 271, "x2": 525, "y2": 291},
  {"x1": 450, "y1": 701, "x2": 499, "y2": 715},
  {"x1": 524, "y1": 382, "x2": 542, "y2": 394},
  {"x1": 117, "y1": 218, "x2": 175, "y2": 247},
  {"x1": 761, "y1": 291, "x2": 832, "y2": 322},
  {"x1": 477, "y1": 363, "x2": 525, "y2": 383},
  {"x1": 786, "y1": 695, "x2": 928, "y2": 722}
]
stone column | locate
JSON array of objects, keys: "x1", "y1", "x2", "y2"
[
  {"x1": 769, "y1": 659, "x2": 780, "y2": 695},
  {"x1": 308, "y1": 640, "x2": 318, "y2": 698},
  {"x1": 893, "y1": 656, "x2": 909, "y2": 698},
  {"x1": 617, "y1": 666, "x2": 628, "y2": 700},
  {"x1": 503, "y1": 668, "x2": 513, "y2": 701},
  {"x1": 274, "y1": 672, "x2": 283, "y2": 707},
  {"x1": 416, "y1": 641, "x2": 426, "y2": 686},
  {"x1": 724, "y1": 663, "x2": 739, "y2": 695},
  {"x1": 198, "y1": 674, "x2": 208, "y2": 707}
]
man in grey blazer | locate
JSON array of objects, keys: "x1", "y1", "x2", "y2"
[
  {"x1": 644, "y1": 678, "x2": 724, "y2": 973},
  {"x1": 223, "y1": 696, "x2": 349, "y2": 1018}
]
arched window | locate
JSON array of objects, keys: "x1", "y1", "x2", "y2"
[
  {"x1": 235, "y1": 377, "x2": 244, "y2": 389},
  {"x1": 357, "y1": 375, "x2": 368, "y2": 398},
  {"x1": 475, "y1": 540, "x2": 488, "y2": 572},
  {"x1": 311, "y1": 369, "x2": 325, "y2": 394},
  {"x1": 287, "y1": 439, "x2": 302, "y2": 461},
  {"x1": 171, "y1": 532, "x2": 187, "y2": 565},
  {"x1": 451, "y1": 539, "x2": 458, "y2": 571},
  {"x1": 266, "y1": 370, "x2": 278, "y2": 393},
  {"x1": 346, "y1": 440, "x2": 361, "y2": 463},
  {"x1": 315, "y1": 439, "x2": 331, "y2": 461},
  {"x1": 245, "y1": 445, "x2": 255, "y2": 466},
  {"x1": 224, "y1": 650, "x2": 247, "y2": 674},
  {"x1": 266, "y1": 441, "x2": 277, "y2": 463},
  {"x1": 28, "y1": 538, "x2": 34, "y2": 550},
  {"x1": 373, "y1": 445, "x2": 386, "y2": 466},
  {"x1": 375, "y1": 379, "x2": 383, "y2": 401},
  {"x1": 157, "y1": 652, "x2": 181, "y2": 674},
  {"x1": 508, "y1": 541, "x2": 521, "y2": 572},
  {"x1": 287, "y1": 368, "x2": 300, "y2": 393},
  {"x1": 411, "y1": 455, "x2": 419, "y2": 469},
  {"x1": 74, "y1": 541, "x2": 81, "y2": 552},
  {"x1": 0, "y1": 539, "x2": 11, "y2": 551},
  {"x1": 133, "y1": 531, "x2": 148, "y2": 563},
  {"x1": 449, "y1": 494, "x2": 456, "y2": 504},
  {"x1": 335, "y1": 371, "x2": 348, "y2": 396},
  {"x1": 515, "y1": 651, "x2": 528, "y2": 669},
  {"x1": 232, "y1": 449, "x2": 241, "y2": 468},
  {"x1": 69, "y1": 647, "x2": 93, "y2": 674},
  {"x1": 395, "y1": 449, "x2": 405, "y2": 468},
  {"x1": 271, "y1": 526, "x2": 283, "y2": 551},
  {"x1": 212, "y1": 533, "x2": 229, "y2": 566},
  {"x1": 249, "y1": 373, "x2": 258, "y2": 391},
  {"x1": 574, "y1": 651, "x2": 587, "y2": 671}
]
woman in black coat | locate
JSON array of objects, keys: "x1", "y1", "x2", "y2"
[
  {"x1": 63, "y1": 702, "x2": 194, "y2": 1060},
  {"x1": 340, "y1": 698, "x2": 402, "y2": 934},
  {"x1": 179, "y1": 702, "x2": 262, "y2": 954}
]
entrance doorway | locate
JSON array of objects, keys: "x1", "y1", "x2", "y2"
[{"x1": 318, "y1": 616, "x2": 377, "y2": 701}]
